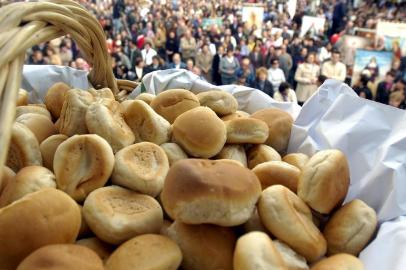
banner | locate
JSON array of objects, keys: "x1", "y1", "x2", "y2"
[
  {"x1": 242, "y1": 4, "x2": 264, "y2": 37},
  {"x1": 352, "y1": 49, "x2": 393, "y2": 85},
  {"x1": 340, "y1": 35, "x2": 372, "y2": 66},
  {"x1": 376, "y1": 21, "x2": 406, "y2": 56},
  {"x1": 201, "y1": 17, "x2": 223, "y2": 30},
  {"x1": 300, "y1": 16, "x2": 325, "y2": 37},
  {"x1": 287, "y1": 0, "x2": 297, "y2": 19},
  {"x1": 270, "y1": 27, "x2": 295, "y2": 38}
]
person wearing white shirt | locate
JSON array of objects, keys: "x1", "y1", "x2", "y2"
[
  {"x1": 141, "y1": 41, "x2": 157, "y2": 66},
  {"x1": 267, "y1": 58, "x2": 286, "y2": 92},
  {"x1": 321, "y1": 50, "x2": 347, "y2": 82},
  {"x1": 273, "y1": 82, "x2": 298, "y2": 103}
]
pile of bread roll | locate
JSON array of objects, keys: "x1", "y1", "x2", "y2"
[{"x1": 0, "y1": 83, "x2": 378, "y2": 270}]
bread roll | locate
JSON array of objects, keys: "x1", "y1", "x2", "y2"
[
  {"x1": 283, "y1": 153, "x2": 309, "y2": 170},
  {"x1": 160, "y1": 142, "x2": 188, "y2": 166},
  {"x1": 225, "y1": 118, "x2": 269, "y2": 144},
  {"x1": 58, "y1": 89, "x2": 94, "y2": 136},
  {"x1": 17, "y1": 244, "x2": 104, "y2": 270},
  {"x1": 76, "y1": 237, "x2": 114, "y2": 261},
  {"x1": 251, "y1": 108, "x2": 293, "y2": 154},
  {"x1": 310, "y1": 254, "x2": 364, "y2": 270},
  {"x1": 54, "y1": 134, "x2": 114, "y2": 202},
  {"x1": 234, "y1": 231, "x2": 286, "y2": 270},
  {"x1": 273, "y1": 240, "x2": 309, "y2": 270},
  {"x1": 323, "y1": 199, "x2": 377, "y2": 255},
  {"x1": 16, "y1": 113, "x2": 57, "y2": 143},
  {"x1": 83, "y1": 186, "x2": 163, "y2": 244},
  {"x1": 221, "y1": 110, "x2": 250, "y2": 121},
  {"x1": 150, "y1": 89, "x2": 200, "y2": 123},
  {"x1": 44, "y1": 82, "x2": 70, "y2": 119},
  {"x1": 172, "y1": 106, "x2": 227, "y2": 158},
  {"x1": 252, "y1": 161, "x2": 301, "y2": 192},
  {"x1": 39, "y1": 134, "x2": 69, "y2": 171},
  {"x1": 242, "y1": 208, "x2": 269, "y2": 234},
  {"x1": 17, "y1": 89, "x2": 29, "y2": 106},
  {"x1": 0, "y1": 188, "x2": 81, "y2": 269},
  {"x1": 112, "y1": 142, "x2": 169, "y2": 197},
  {"x1": 0, "y1": 166, "x2": 56, "y2": 207},
  {"x1": 197, "y1": 90, "x2": 238, "y2": 116},
  {"x1": 161, "y1": 159, "x2": 261, "y2": 226},
  {"x1": 77, "y1": 204, "x2": 91, "y2": 238},
  {"x1": 258, "y1": 185, "x2": 326, "y2": 262},
  {"x1": 105, "y1": 234, "x2": 182, "y2": 270},
  {"x1": 86, "y1": 100, "x2": 135, "y2": 153},
  {"x1": 247, "y1": 144, "x2": 282, "y2": 169},
  {"x1": 216, "y1": 144, "x2": 247, "y2": 167},
  {"x1": 297, "y1": 149, "x2": 350, "y2": 214},
  {"x1": 0, "y1": 166, "x2": 15, "y2": 196},
  {"x1": 123, "y1": 100, "x2": 171, "y2": 145},
  {"x1": 135, "y1": 92, "x2": 155, "y2": 104},
  {"x1": 167, "y1": 221, "x2": 235, "y2": 270},
  {"x1": 6, "y1": 122, "x2": 42, "y2": 172},
  {"x1": 88, "y1": 87, "x2": 115, "y2": 100},
  {"x1": 16, "y1": 105, "x2": 52, "y2": 120}
]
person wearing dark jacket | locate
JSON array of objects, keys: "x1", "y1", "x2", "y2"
[
  {"x1": 354, "y1": 74, "x2": 373, "y2": 100},
  {"x1": 248, "y1": 44, "x2": 264, "y2": 69},
  {"x1": 376, "y1": 71, "x2": 395, "y2": 104},
  {"x1": 250, "y1": 67, "x2": 274, "y2": 97},
  {"x1": 165, "y1": 31, "x2": 179, "y2": 62},
  {"x1": 145, "y1": 55, "x2": 163, "y2": 74},
  {"x1": 212, "y1": 45, "x2": 225, "y2": 85}
]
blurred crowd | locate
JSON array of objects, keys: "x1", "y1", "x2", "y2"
[{"x1": 24, "y1": 0, "x2": 406, "y2": 109}]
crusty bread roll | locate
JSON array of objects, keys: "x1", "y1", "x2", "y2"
[
  {"x1": 58, "y1": 89, "x2": 94, "y2": 136},
  {"x1": 17, "y1": 244, "x2": 104, "y2": 270},
  {"x1": 39, "y1": 134, "x2": 69, "y2": 171},
  {"x1": 16, "y1": 105, "x2": 52, "y2": 120},
  {"x1": 310, "y1": 254, "x2": 364, "y2": 270},
  {"x1": 88, "y1": 87, "x2": 115, "y2": 100},
  {"x1": 297, "y1": 149, "x2": 350, "y2": 214},
  {"x1": 225, "y1": 118, "x2": 269, "y2": 144},
  {"x1": 161, "y1": 159, "x2": 261, "y2": 226},
  {"x1": 150, "y1": 89, "x2": 200, "y2": 123},
  {"x1": 105, "y1": 234, "x2": 182, "y2": 270},
  {"x1": 197, "y1": 90, "x2": 238, "y2": 116},
  {"x1": 54, "y1": 134, "x2": 114, "y2": 202},
  {"x1": 251, "y1": 108, "x2": 294, "y2": 154},
  {"x1": 16, "y1": 113, "x2": 57, "y2": 143},
  {"x1": 123, "y1": 100, "x2": 171, "y2": 145},
  {"x1": 160, "y1": 142, "x2": 188, "y2": 166},
  {"x1": 86, "y1": 100, "x2": 135, "y2": 153},
  {"x1": 0, "y1": 166, "x2": 56, "y2": 207},
  {"x1": 83, "y1": 186, "x2": 163, "y2": 244},
  {"x1": 167, "y1": 221, "x2": 235, "y2": 270},
  {"x1": 221, "y1": 110, "x2": 250, "y2": 121},
  {"x1": 112, "y1": 142, "x2": 169, "y2": 197},
  {"x1": 323, "y1": 199, "x2": 377, "y2": 255},
  {"x1": 0, "y1": 166, "x2": 15, "y2": 196},
  {"x1": 252, "y1": 161, "x2": 301, "y2": 192},
  {"x1": 247, "y1": 144, "x2": 282, "y2": 169},
  {"x1": 17, "y1": 89, "x2": 29, "y2": 106},
  {"x1": 6, "y1": 122, "x2": 42, "y2": 172},
  {"x1": 283, "y1": 153, "x2": 310, "y2": 171},
  {"x1": 216, "y1": 144, "x2": 248, "y2": 167},
  {"x1": 242, "y1": 208, "x2": 269, "y2": 234},
  {"x1": 44, "y1": 82, "x2": 71, "y2": 119},
  {"x1": 273, "y1": 240, "x2": 309, "y2": 270},
  {"x1": 0, "y1": 188, "x2": 81, "y2": 270},
  {"x1": 172, "y1": 106, "x2": 227, "y2": 158},
  {"x1": 76, "y1": 237, "x2": 114, "y2": 261},
  {"x1": 258, "y1": 185, "x2": 326, "y2": 262},
  {"x1": 135, "y1": 92, "x2": 155, "y2": 104},
  {"x1": 78, "y1": 204, "x2": 91, "y2": 238},
  {"x1": 234, "y1": 231, "x2": 286, "y2": 270}
]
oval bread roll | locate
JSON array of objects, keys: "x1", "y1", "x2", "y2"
[
  {"x1": 221, "y1": 110, "x2": 250, "y2": 121},
  {"x1": 39, "y1": 134, "x2": 69, "y2": 171},
  {"x1": 44, "y1": 82, "x2": 71, "y2": 119},
  {"x1": 135, "y1": 92, "x2": 155, "y2": 104},
  {"x1": 283, "y1": 153, "x2": 310, "y2": 171},
  {"x1": 16, "y1": 105, "x2": 52, "y2": 120},
  {"x1": 197, "y1": 90, "x2": 238, "y2": 116},
  {"x1": 273, "y1": 240, "x2": 309, "y2": 270},
  {"x1": 17, "y1": 89, "x2": 29, "y2": 106},
  {"x1": 160, "y1": 142, "x2": 188, "y2": 166},
  {"x1": 225, "y1": 118, "x2": 269, "y2": 144},
  {"x1": 247, "y1": 144, "x2": 282, "y2": 169},
  {"x1": 76, "y1": 237, "x2": 114, "y2": 261},
  {"x1": 252, "y1": 161, "x2": 301, "y2": 192},
  {"x1": 16, "y1": 113, "x2": 57, "y2": 143},
  {"x1": 216, "y1": 144, "x2": 247, "y2": 167},
  {"x1": 310, "y1": 254, "x2": 364, "y2": 270},
  {"x1": 0, "y1": 166, "x2": 15, "y2": 196}
]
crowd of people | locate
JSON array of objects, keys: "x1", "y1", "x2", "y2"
[{"x1": 25, "y1": 0, "x2": 406, "y2": 108}]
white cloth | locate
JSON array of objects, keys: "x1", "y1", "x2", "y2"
[
  {"x1": 267, "y1": 68, "x2": 286, "y2": 91},
  {"x1": 141, "y1": 48, "x2": 157, "y2": 65}
]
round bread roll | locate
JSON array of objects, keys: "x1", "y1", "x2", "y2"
[
  {"x1": 167, "y1": 221, "x2": 235, "y2": 270},
  {"x1": 150, "y1": 89, "x2": 200, "y2": 123},
  {"x1": 283, "y1": 153, "x2": 310, "y2": 171},
  {"x1": 123, "y1": 100, "x2": 171, "y2": 145},
  {"x1": 6, "y1": 122, "x2": 42, "y2": 172},
  {"x1": 83, "y1": 186, "x2": 163, "y2": 244},
  {"x1": 17, "y1": 244, "x2": 104, "y2": 270},
  {"x1": 273, "y1": 240, "x2": 309, "y2": 270},
  {"x1": 58, "y1": 89, "x2": 94, "y2": 136},
  {"x1": 105, "y1": 234, "x2": 182, "y2": 270},
  {"x1": 44, "y1": 82, "x2": 71, "y2": 119},
  {"x1": 242, "y1": 208, "x2": 269, "y2": 234},
  {"x1": 135, "y1": 92, "x2": 155, "y2": 104},
  {"x1": 297, "y1": 149, "x2": 350, "y2": 214},
  {"x1": 247, "y1": 144, "x2": 282, "y2": 169},
  {"x1": 172, "y1": 106, "x2": 227, "y2": 158},
  {"x1": 112, "y1": 142, "x2": 169, "y2": 197},
  {"x1": 161, "y1": 159, "x2": 262, "y2": 226},
  {"x1": 54, "y1": 134, "x2": 114, "y2": 202},
  {"x1": 0, "y1": 188, "x2": 81, "y2": 269},
  {"x1": 16, "y1": 105, "x2": 52, "y2": 120},
  {"x1": 88, "y1": 87, "x2": 115, "y2": 100},
  {"x1": 16, "y1": 113, "x2": 57, "y2": 143},
  {"x1": 39, "y1": 134, "x2": 69, "y2": 171},
  {"x1": 221, "y1": 110, "x2": 250, "y2": 121},
  {"x1": 310, "y1": 254, "x2": 364, "y2": 270},
  {"x1": 234, "y1": 231, "x2": 286, "y2": 270},
  {"x1": 250, "y1": 108, "x2": 294, "y2": 154},
  {"x1": 323, "y1": 199, "x2": 377, "y2": 255},
  {"x1": 252, "y1": 161, "x2": 301, "y2": 192},
  {"x1": 196, "y1": 90, "x2": 238, "y2": 116},
  {"x1": 0, "y1": 166, "x2": 15, "y2": 196},
  {"x1": 216, "y1": 144, "x2": 247, "y2": 167},
  {"x1": 0, "y1": 166, "x2": 56, "y2": 207},
  {"x1": 258, "y1": 185, "x2": 327, "y2": 262},
  {"x1": 17, "y1": 89, "x2": 29, "y2": 106},
  {"x1": 225, "y1": 118, "x2": 269, "y2": 144},
  {"x1": 76, "y1": 237, "x2": 114, "y2": 261},
  {"x1": 78, "y1": 204, "x2": 91, "y2": 238},
  {"x1": 160, "y1": 142, "x2": 188, "y2": 166},
  {"x1": 86, "y1": 100, "x2": 135, "y2": 153}
]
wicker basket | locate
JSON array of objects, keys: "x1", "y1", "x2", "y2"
[{"x1": 0, "y1": 0, "x2": 137, "y2": 169}]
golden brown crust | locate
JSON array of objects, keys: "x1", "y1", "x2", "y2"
[
  {"x1": 221, "y1": 110, "x2": 250, "y2": 121},
  {"x1": 283, "y1": 153, "x2": 310, "y2": 171},
  {"x1": 39, "y1": 134, "x2": 69, "y2": 171},
  {"x1": 88, "y1": 88, "x2": 115, "y2": 100},
  {"x1": 247, "y1": 144, "x2": 282, "y2": 169},
  {"x1": 0, "y1": 166, "x2": 15, "y2": 196},
  {"x1": 310, "y1": 254, "x2": 364, "y2": 270},
  {"x1": 76, "y1": 237, "x2": 114, "y2": 261},
  {"x1": 160, "y1": 142, "x2": 188, "y2": 166},
  {"x1": 17, "y1": 89, "x2": 29, "y2": 106},
  {"x1": 225, "y1": 118, "x2": 269, "y2": 144},
  {"x1": 197, "y1": 90, "x2": 238, "y2": 116},
  {"x1": 16, "y1": 113, "x2": 57, "y2": 143},
  {"x1": 135, "y1": 93, "x2": 156, "y2": 104},
  {"x1": 252, "y1": 161, "x2": 301, "y2": 192},
  {"x1": 216, "y1": 144, "x2": 247, "y2": 167},
  {"x1": 44, "y1": 82, "x2": 71, "y2": 119},
  {"x1": 16, "y1": 105, "x2": 52, "y2": 120}
]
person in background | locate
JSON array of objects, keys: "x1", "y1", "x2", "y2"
[
  {"x1": 251, "y1": 67, "x2": 274, "y2": 97},
  {"x1": 134, "y1": 57, "x2": 146, "y2": 82},
  {"x1": 167, "y1": 53, "x2": 187, "y2": 69},
  {"x1": 141, "y1": 41, "x2": 157, "y2": 66},
  {"x1": 376, "y1": 71, "x2": 396, "y2": 104},
  {"x1": 236, "y1": 57, "x2": 255, "y2": 87},
  {"x1": 353, "y1": 74, "x2": 373, "y2": 100},
  {"x1": 295, "y1": 53, "x2": 320, "y2": 105},
  {"x1": 145, "y1": 55, "x2": 163, "y2": 74},
  {"x1": 29, "y1": 50, "x2": 46, "y2": 65},
  {"x1": 212, "y1": 45, "x2": 225, "y2": 85},
  {"x1": 220, "y1": 46, "x2": 240, "y2": 85},
  {"x1": 321, "y1": 50, "x2": 346, "y2": 82},
  {"x1": 195, "y1": 44, "x2": 213, "y2": 82},
  {"x1": 165, "y1": 31, "x2": 179, "y2": 62},
  {"x1": 45, "y1": 47, "x2": 62, "y2": 66},
  {"x1": 186, "y1": 58, "x2": 194, "y2": 71},
  {"x1": 180, "y1": 30, "x2": 197, "y2": 61},
  {"x1": 278, "y1": 45, "x2": 293, "y2": 79},
  {"x1": 129, "y1": 39, "x2": 142, "y2": 70},
  {"x1": 249, "y1": 43, "x2": 264, "y2": 69},
  {"x1": 273, "y1": 82, "x2": 298, "y2": 103},
  {"x1": 388, "y1": 90, "x2": 405, "y2": 109},
  {"x1": 267, "y1": 58, "x2": 286, "y2": 93},
  {"x1": 319, "y1": 42, "x2": 332, "y2": 63}
]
